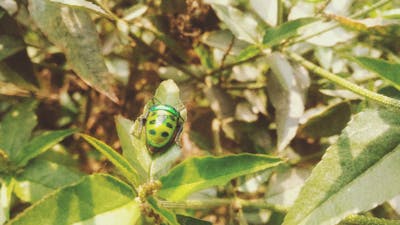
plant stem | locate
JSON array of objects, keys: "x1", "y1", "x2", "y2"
[
  {"x1": 340, "y1": 215, "x2": 400, "y2": 225},
  {"x1": 285, "y1": 51, "x2": 400, "y2": 111},
  {"x1": 158, "y1": 198, "x2": 288, "y2": 214},
  {"x1": 288, "y1": 0, "x2": 392, "y2": 45}
]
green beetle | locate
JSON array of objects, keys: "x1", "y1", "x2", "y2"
[{"x1": 139, "y1": 103, "x2": 184, "y2": 153}]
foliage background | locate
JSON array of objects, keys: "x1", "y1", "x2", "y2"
[{"x1": 1, "y1": 0, "x2": 400, "y2": 224}]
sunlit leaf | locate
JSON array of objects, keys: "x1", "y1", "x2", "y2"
[
  {"x1": 123, "y1": 3, "x2": 148, "y2": 21},
  {"x1": 8, "y1": 174, "x2": 140, "y2": 225},
  {"x1": 353, "y1": 57, "x2": 400, "y2": 91},
  {"x1": 29, "y1": 0, "x2": 118, "y2": 102},
  {"x1": 202, "y1": 30, "x2": 250, "y2": 55},
  {"x1": 283, "y1": 108, "x2": 400, "y2": 225},
  {"x1": 14, "y1": 159, "x2": 82, "y2": 203},
  {"x1": 147, "y1": 196, "x2": 179, "y2": 225},
  {"x1": 211, "y1": 4, "x2": 262, "y2": 44},
  {"x1": 49, "y1": 0, "x2": 111, "y2": 18},
  {"x1": 115, "y1": 116, "x2": 150, "y2": 184},
  {"x1": 266, "y1": 53, "x2": 309, "y2": 151},
  {"x1": 81, "y1": 134, "x2": 140, "y2": 187},
  {"x1": 250, "y1": 0, "x2": 277, "y2": 26},
  {"x1": 158, "y1": 154, "x2": 282, "y2": 201},
  {"x1": 0, "y1": 176, "x2": 14, "y2": 225}
]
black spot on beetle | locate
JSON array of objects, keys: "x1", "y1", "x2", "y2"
[
  {"x1": 170, "y1": 116, "x2": 176, "y2": 121},
  {"x1": 149, "y1": 129, "x2": 156, "y2": 135},
  {"x1": 166, "y1": 123, "x2": 173, "y2": 129},
  {"x1": 161, "y1": 132, "x2": 169, "y2": 137},
  {"x1": 149, "y1": 120, "x2": 156, "y2": 124}
]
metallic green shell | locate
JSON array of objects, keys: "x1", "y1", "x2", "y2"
[{"x1": 145, "y1": 104, "x2": 180, "y2": 151}]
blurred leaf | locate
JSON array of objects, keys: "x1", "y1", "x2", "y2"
[
  {"x1": 382, "y1": 9, "x2": 400, "y2": 19},
  {"x1": 300, "y1": 102, "x2": 351, "y2": 138},
  {"x1": 194, "y1": 44, "x2": 215, "y2": 70},
  {"x1": 283, "y1": 108, "x2": 400, "y2": 225},
  {"x1": 158, "y1": 154, "x2": 282, "y2": 201},
  {"x1": 0, "y1": 35, "x2": 25, "y2": 61},
  {"x1": 147, "y1": 196, "x2": 179, "y2": 225},
  {"x1": 389, "y1": 195, "x2": 400, "y2": 215},
  {"x1": 236, "y1": 45, "x2": 261, "y2": 61},
  {"x1": 0, "y1": 62, "x2": 37, "y2": 91},
  {"x1": 123, "y1": 3, "x2": 148, "y2": 21},
  {"x1": 0, "y1": 81, "x2": 30, "y2": 97},
  {"x1": 379, "y1": 86, "x2": 400, "y2": 100},
  {"x1": 250, "y1": 0, "x2": 277, "y2": 26},
  {"x1": 9, "y1": 174, "x2": 140, "y2": 225},
  {"x1": 0, "y1": 176, "x2": 14, "y2": 225},
  {"x1": 205, "y1": 85, "x2": 235, "y2": 119},
  {"x1": 29, "y1": 0, "x2": 118, "y2": 102},
  {"x1": 263, "y1": 18, "x2": 316, "y2": 47},
  {"x1": 266, "y1": 167, "x2": 310, "y2": 207},
  {"x1": 244, "y1": 89, "x2": 267, "y2": 115},
  {"x1": 81, "y1": 134, "x2": 140, "y2": 187},
  {"x1": 14, "y1": 159, "x2": 82, "y2": 203},
  {"x1": 14, "y1": 128, "x2": 77, "y2": 167},
  {"x1": 177, "y1": 214, "x2": 212, "y2": 225},
  {"x1": 353, "y1": 57, "x2": 400, "y2": 91},
  {"x1": 159, "y1": 66, "x2": 191, "y2": 82},
  {"x1": 115, "y1": 116, "x2": 150, "y2": 184},
  {"x1": 0, "y1": 1, "x2": 17, "y2": 15},
  {"x1": 235, "y1": 101, "x2": 258, "y2": 122},
  {"x1": 266, "y1": 53, "x2": 309, "y2": 151},
  {"x1": 49, "y1": 0, "x2": 111, "y2": 18},
  {"x1": 238, "y1": 169, "x2": 273, "y2": 193},
  {"x1": 0, "y1": 100, "x2": 38, "y2": 160},
  {"x1": 211, "y1": 4, "x2": 262, "y2": 44},
  {"x1": 202, "y1": 30, "x2": 250, "y2": 55}
]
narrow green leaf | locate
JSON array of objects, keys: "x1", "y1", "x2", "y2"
[
  {"x1": 29, "y1": 0, "x2": 118, "y2": 102},
  {"x1": 263, "y1": 18, "x2": 316, "y2": 47},
  {"x1": 122, "y1": 3, "x2": 148, "y2": 21},
  {"x1": 81, "y1": 134, "x2": 140, "y2": 187},
  {"x1": 283, "y1": 108, "x2": 400, "y2": 225},
  {"x1": 9, "y1": 174, "x2": 140, "y2": 225},
  {"x1": 0, "y1": 100, "x2": 37, "y2": 160},
  {"x1": 300, "y1": 102, "x2": 351, "y2": 138},
  {"x1": 147, "y1": 196, "x2": 179, "y2": 225},
  {"x1": 14, "y1": 159, "x2": 82, "y2": 203},
  {"x1": 353, "y1": 57, "x2": 400, "y2": 91},
  {"x1": 14, "y1": 129, "x2": 77, "y2": 167},
  {"x1": 49, "y1": 0, "x2": 112, "y2": 18},
  {"x1": 115, "y1": 115, "x2": 150, "y2": 184},
  {"x1": 177, "y1": 214, "x2": 212, "y2": 225},
  {"x1": 158, "y1": 154, "x2": 282, "y2": 201},
  {"x1": 0, "y1": 35, "x2": 25, "y2": 61},
  {"x1": 236, "y1": 45, "x2": 261, "y2": 62}
]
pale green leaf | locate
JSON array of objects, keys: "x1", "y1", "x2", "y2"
[
  {"x1": 0, "y1": 176, "x2": 14, "y2": 225},
  {"x1": 29, "y1": 0, "x2": 118, "y2": 102},
  {"x1": 283, "y1": 108, "x2": 400, "y2": 225},
  {"x1": 266, "y1": 53, "x2": 310, "y2": 151},
  {"x1": 81, "y1": 134, "x2": 140, "y2": 187},
  {"x1": 8, "y1": 174, "x2": 139, "y2": 225},
  {"x1": 115, "y1": 115, "x2": 150, "y2": 184},
  {"x1": 122, "y1": 3, "x2": 148, "y2": 21},
  {"x1": 0, "y1": 100, "x2": 37, "y2": 160},
  {"x1": 211, "y1": 4, "x2": 262, "y2": 44},
  {"x1": 14, "y1": 159, "x2": 82, "y2": 203},
  {"x1": 150, "y1": 145, "x2": 181, "y2": 180},
  {"x1": 0, "y1": 62, "x2": 37, "y2": 92},
  {"x1": 158, "y1": 154, "x2": 282, "y2": 201},
  {"x1": 201, "y1": 30, "x2": 250, "y2": 55},
  {"x1": 353, "y1": 57, "x2": 400, "y2": 91},
  {"x1": 49, "y1": 0, "x2": 111, "y2": 18},
  {"x1": 250, "y1": 0, "x2": 277, "y2": 26},
  {"x1": 147, "y1": 196, "x2": 179, "y2": 225},
  {"x1": 14, "y1": 129, "x2": 77, "y2": 167},
  {"x1": 0, "y1": 35, "x2": 25, "y2": 61}
]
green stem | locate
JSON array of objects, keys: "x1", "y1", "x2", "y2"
[
  {"x1": 285, "y1": 51, "x2": 400, "y2": 111},
  {"x1": 340, "y1": 215, "x2": 400, "y2": 225},
  {"x1": 288, "y1": 0, "x2": 392, "y2": 45},
  {"x1": 158, "y1": 198, "x2": 288, "y2": 213}
]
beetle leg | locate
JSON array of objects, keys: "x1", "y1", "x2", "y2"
[
  {"x1": 174, "y1": 124, "x2": 183, "y2": 145},
  {"x1": 136, "y1": 110, "x2": 149, "y2": 137}
]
